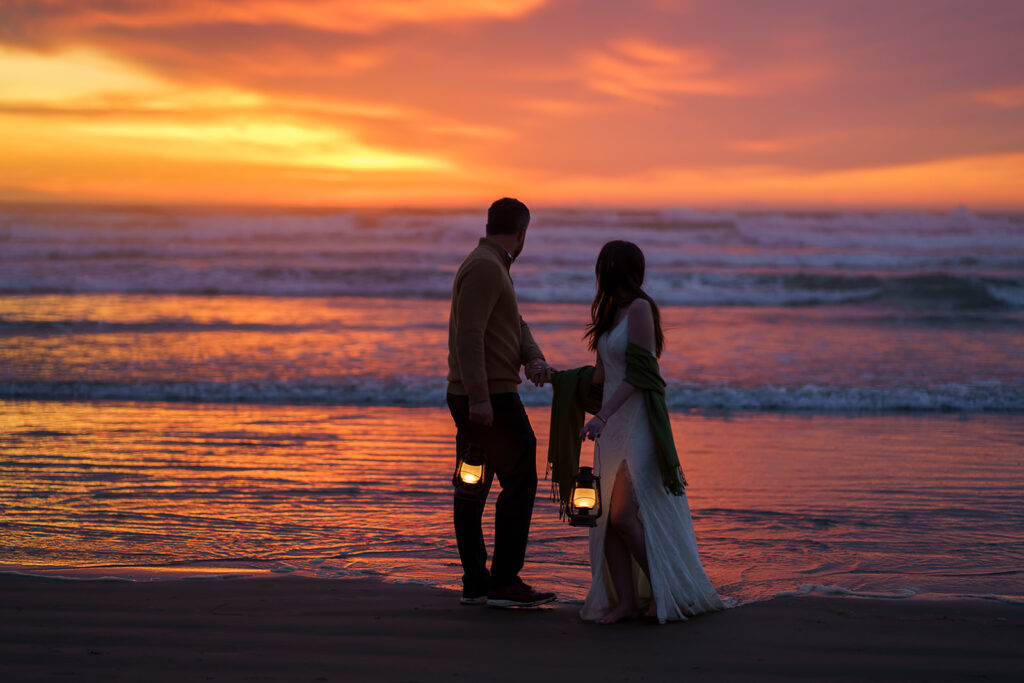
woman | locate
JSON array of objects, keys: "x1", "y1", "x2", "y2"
[{"x1": 579, "y1": 240, "x2": 724, "y2": 624}]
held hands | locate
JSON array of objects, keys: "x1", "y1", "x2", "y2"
[
  {"x1": 524, "y1": 359, "x2": 556, "y2": 387},
  {"x1": 580, "y1": 413, "x2": 607, "y2": 441}
]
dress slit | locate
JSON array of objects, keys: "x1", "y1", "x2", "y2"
[{"x1": 605, "y1": 460, "x2": 649, "y2": 567}]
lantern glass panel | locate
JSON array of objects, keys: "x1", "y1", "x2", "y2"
[
  {"x1": 572, "y1": 487, "x2": 597, "y2": 510},
  {"x1": 458, "y1": 461, "x2": 483, "y2": 485},
  {"x1": 567, "y1": 466, "x2": 601, "y2": 527}
]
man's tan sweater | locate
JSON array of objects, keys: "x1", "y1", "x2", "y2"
[{"x1": 447, "y1": 237, "x2": 544, "y2": 404}]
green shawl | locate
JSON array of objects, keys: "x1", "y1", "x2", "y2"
[
  {"x1": 625, "y1": 342, "x2": 686, "y2": 495},
  {"x1": 546, "y1": 346, "x2": 686, "y2": 512}
]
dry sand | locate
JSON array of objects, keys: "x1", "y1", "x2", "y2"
[{"x1": 1, "y1": 574, "x2": 1021, "y2": 682}]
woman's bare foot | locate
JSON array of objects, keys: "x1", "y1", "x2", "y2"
[{"x1": 596, "y1": 604, "x2": 640, "y2": 624}]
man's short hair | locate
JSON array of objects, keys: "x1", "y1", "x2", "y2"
[{"x1": 486, "y1": 197, "x2": 530, "y2": 235}]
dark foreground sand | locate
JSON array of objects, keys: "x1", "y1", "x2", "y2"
[{"x1": 1, "y1": 575, "x2": 1021, "y2": 682}]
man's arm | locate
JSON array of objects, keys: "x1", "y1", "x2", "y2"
[
  {"x1": 453, "y1": 260, "x2": 501, "y2": 417},
  {"x1": 519, "y1": 316, "x2": 544, "y2": 365},
  {"x1": 520, "y1": 317, "x2": 553, "y2": 386}
]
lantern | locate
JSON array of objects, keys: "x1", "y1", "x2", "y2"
[
  {"x1": 568, "y1": 466, "x2": 601, "y2": 527},
  {"x1": 453, "y1": 441, "x2": 486, "y2": 496}
]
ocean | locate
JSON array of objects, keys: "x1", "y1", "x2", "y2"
[{"x1": 1, "y1": 204, "x2": 1022, "y2": 604}]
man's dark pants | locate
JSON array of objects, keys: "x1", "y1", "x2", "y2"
[{"x1": 447, "y1": 392, "x2": 538, "y2": 596}]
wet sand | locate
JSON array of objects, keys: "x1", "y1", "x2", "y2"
[{"x1": 1, "y1": 574, "x2": 1020, "y2": 682}]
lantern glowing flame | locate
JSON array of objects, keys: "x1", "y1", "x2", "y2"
[
  {"x1": 458, "y1": 461, "x2": 483, "y2": 485},
  {"x1": 453, "y1": 441, "x2": 486, "y2": 497},
  {"x1": 571, "y1": 488, "x2": 597, "y2": 509}
]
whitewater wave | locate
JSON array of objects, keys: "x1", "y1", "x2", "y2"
[
  {"x1": 3, "y1": 379, "x2": 1021, "y2": 413},
  {"x1": 662, "y1": 382, "x2": 1024, "y2": 412},
  {"x1": 1, "y1": 266, "x2": 1020, "y2": 310},
  {"x1": 773, "y1": 584, "x2": 919, "y2": 599},
  {"x1": 644, "y1": 272, "x2": 1023, "y2": 309},
  {"x1": 2, "y1": 205, "x2": 1021, "y2": 310},
  {"x1": 4, "y1": 204, "x2": 1020, "y2": 248}
]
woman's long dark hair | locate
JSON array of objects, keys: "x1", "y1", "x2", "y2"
[{"x1": 584, "y1": 240, "x2": 665, "y2": 357}]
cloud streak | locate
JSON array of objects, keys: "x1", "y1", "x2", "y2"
[
  {"x1": 3, "y1": 0, "x2": 549, "y2": 38},
  {"x1": 580, "y1": 38, "x2": 742, "y2": 103}
]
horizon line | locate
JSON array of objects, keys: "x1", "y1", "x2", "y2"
[{"x1": 2, "y1": 199, "x2": 1023, "y2": 216}]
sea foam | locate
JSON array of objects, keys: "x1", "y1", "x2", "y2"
[{"x1": 3, "y1": 379, "x2": 1021, "y2": 413}]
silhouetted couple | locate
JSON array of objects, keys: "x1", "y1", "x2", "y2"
[{"x1": 446, "y1": 198, "x2": 723, "y2": 623}]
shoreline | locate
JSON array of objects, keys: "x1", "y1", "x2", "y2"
[
  {"x1": 2, "y1": 574, "x2": 1021, "y2": 682},
  {"x1": 3, "y1": 564, "x2": 1021, "y2": 607},
  {"x1": 3, "y1": 394, "x2": 1023, "y2": 416}
]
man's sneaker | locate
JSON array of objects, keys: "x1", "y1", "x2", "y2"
[
  {"x1": 486, "y1": 578, "x2": 556, "y2": 608},
  {"x1": 459, "y1": 593, "x2": 488, "y2": 606}
]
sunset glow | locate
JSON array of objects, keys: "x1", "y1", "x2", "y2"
[{"x1": 1, "y1": 0, "x2": 1022, "y2": 208}]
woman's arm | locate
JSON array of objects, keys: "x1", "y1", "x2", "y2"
[{"x1": 580, "y1": 299, "x2": 655, "y2": 441}]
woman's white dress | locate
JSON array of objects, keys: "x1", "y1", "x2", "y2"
[{"x1": 580, "y1": 314, "x2": 724, "y2": 623}]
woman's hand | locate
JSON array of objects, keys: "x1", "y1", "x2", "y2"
[{"x1": 580, "y1": 414, "x2": 607, "y2": 441}]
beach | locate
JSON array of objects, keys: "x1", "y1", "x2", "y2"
[{"x1": 2, "y1": 574, "x2": 1021, "y2": 682}]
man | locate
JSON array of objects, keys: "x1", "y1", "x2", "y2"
[{"x1": 446, "y1": 197, "x2": 556, "y2": 608}]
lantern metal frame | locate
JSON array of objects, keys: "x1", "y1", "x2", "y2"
[
  {"x1": 568, "y1": 465, "x2": 602, "y2": 527},
  {"x1": 452, "y1": 440, "x2": 486, "y2": 498}
]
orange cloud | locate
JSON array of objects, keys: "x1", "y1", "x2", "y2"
[
  {"x1": 0, "y1": 45, "x2": 462, "y2": 204},
  {"x1": 515, "y1": 98, "x2": 595, "y2": 117},
  {"x1": 0, "y1": 46, "x2": 165, "y2": 100},
  {"x1": 197, "y1": 44, "x2": 389, "y2": 79},
  {"x1": 972, "y1": 86, "x2": 1024, "y2": 109},
  {"x1": 7, "y1": 0, "x2": 549, "y2": 36},
  {"x1": 579, "y1": 38, "x2": 741, "y2": 103},
  {"x1": 728, "y1": 139, "x2": 789, "y2": 154},
  {"x1": 521, "y1": 153, "x2": 1024, "y2": 210}
]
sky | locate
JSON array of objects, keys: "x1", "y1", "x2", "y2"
[{"x1": 1, "y1": 0, "x2": 1023, "y2": 209}]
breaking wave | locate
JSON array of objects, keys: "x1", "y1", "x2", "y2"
[
  {"x1": 2, "y1": 205, "x2": 1022, "y2": 310},
  {"x1": 3, "y1": 379, "x2": 1021, "y2": 413}
]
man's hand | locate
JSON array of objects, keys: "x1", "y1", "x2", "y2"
[
  {"x1": 525, "y1": 359, "x2": 555, "y2": 387},
  {"x1": 469, "y1": 400, "x2": 494, "y2": 427}
]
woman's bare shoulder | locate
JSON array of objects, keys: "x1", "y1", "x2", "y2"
[
  {"x1": 627, "y1": 298, "x2": 656, "y2": 352},
  {"x1": 628, "y1": 297, "x2": 653, "y2": 320}
]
